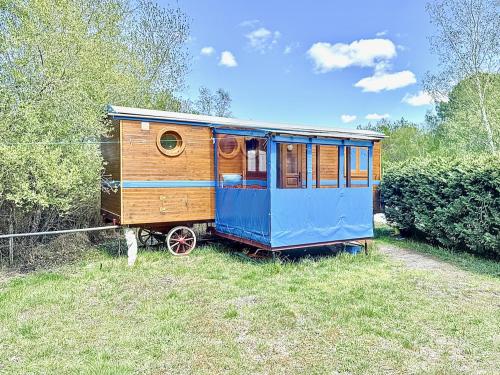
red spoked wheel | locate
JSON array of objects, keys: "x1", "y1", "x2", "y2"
[{"x1": 166, "y1": 226, "x2": 197, "y2": 256}]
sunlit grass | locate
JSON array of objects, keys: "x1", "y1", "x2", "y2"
[{"x1": 0, "y1": 242, "x2": 498, "y2": 374}]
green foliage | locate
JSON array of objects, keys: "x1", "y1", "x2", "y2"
[
  {"x1": 434, "y1": 73, "x2": 500, "y2": 154},
  {"x1": 0, "y1": 0, "x2": 131, "y2": 217},
  {"x1": 381, "y1": 155, "x2": 500, "y2": 256},
  {"x1": 360, "y1": 118, "x2": 438, "y2": 166},
  {"x1": 0, "y1": 0, "x2": 191, "y2": 241}
]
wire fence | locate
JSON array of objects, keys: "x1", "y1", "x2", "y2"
[{"x1": 0, "y1": 225, "x2": 122, "y2": 267}]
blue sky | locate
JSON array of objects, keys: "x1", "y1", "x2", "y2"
[{"x1": 172, "y1": 0, "x2": 439, "y2": 128}]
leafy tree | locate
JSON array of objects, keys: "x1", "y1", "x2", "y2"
[
  {"x1": 182, "y1": 86, "x2": 233, "y2": 117},
  {"x1": 127, "y1": 0, "x2": 190, "y2": 110},
  {"x1": 213, "y1": 88, "x2": 232, "y2": 117},
  {"x1": 359, "y1": 118, "x2": 438, "y2": 165},
  {"x1": 0, "y1": 0, "x2": 191, "y2": 249},
  {"x1": 433, "y1": 73, "x2": 500, "y2": 154},
  {"x1": 424, "y1": 0, "x2": 499, "y2": 153}
]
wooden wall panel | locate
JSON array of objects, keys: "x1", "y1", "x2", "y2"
[
  {"x1": 121, "y1": 120, "x2": 214, "y2": 181},
  {"x1": 373, "y1": 141, "x2": 382, "y2": 181},
  {"x1": 101, "y1": 120, "x2": 121, "y2": 217},
  {"x1": 122, "y1": 188, "x2": 214, "y2": 225},
  {"x1": 318, "y1": 145, "x2": 339, "y2": 181},
  {"x1": 120, "y1": 120, "x2": 215, "y2": 225}
]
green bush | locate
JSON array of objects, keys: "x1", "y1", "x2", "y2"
[{"x1": 380, "y1": 155, "x2": 500, "y2": 256}]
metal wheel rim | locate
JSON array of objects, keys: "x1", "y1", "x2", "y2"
[
  {"x1": 138, "y1": 228, "x2": 160, "y2": 247},
  {"x1": 167, "y1": 226, "x2": 196, "y2": 256}
]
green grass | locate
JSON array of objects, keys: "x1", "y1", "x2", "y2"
[{"x1": 0, "y1": 241, "x2": 499, "y2": 374}]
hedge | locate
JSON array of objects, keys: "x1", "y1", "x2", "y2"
[{"x1": 380, "y1": 155, "x2": 500, "y2": 256}]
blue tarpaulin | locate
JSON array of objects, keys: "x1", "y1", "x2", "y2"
[
  {"x1": 215, "y1": 188, "x2": 271, "y2": 245},
  {"x1": 269, "y1": 188, "x2": 373, "y2": 247},
  {"x1": 214, "y1": 131, "x2": 374, "y2": 249}
]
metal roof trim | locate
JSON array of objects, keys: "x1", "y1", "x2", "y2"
[{"x1": 108, "y1": 105, "x2": 385, "y2": 140}]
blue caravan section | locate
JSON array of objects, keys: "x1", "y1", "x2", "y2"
[
  {"x1": 213, "y1": 128, "x2": 374, "y2": 249},
  {"x1": 215, "y1": 188, "x2": 271, "y2": 246},
  {"x1": 269, "y1": 188, "x2": 373, "y2": 247}
]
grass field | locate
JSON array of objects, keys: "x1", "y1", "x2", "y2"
[{"x1": 0, "y1": 235, "x2": 499, "y2": 374}]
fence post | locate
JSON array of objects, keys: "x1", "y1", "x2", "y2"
[{"x1": 8, "y1": 222, "x2": 14, "y2": 265}]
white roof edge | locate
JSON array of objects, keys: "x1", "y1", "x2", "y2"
[{"x1": 108, "y1": 105, "x2": 385, "y2": 140}]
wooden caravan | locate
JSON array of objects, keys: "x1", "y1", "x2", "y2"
[{"x1": 101, "y1": 106, "x2": 384, "y2": 255}]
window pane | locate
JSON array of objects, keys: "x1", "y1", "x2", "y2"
[
  {"x1": 217, "y1": 135, "x2": 267, "y2": 189},
  {"x1": 258, "y1": 151, "x2": 266, "y2": 172},
  {"x1": 359, "y1": 147, "x2": 368, "y2": 171},
  {"x1": 247, "y1": 150, "x2": 257, "y2": 172},
  {"x1": 278, "y1": 143, "x2": 307, "y2": 189},
  {"x1": 220, "y1": 136, "x2": 238, "y2": 154},
  {"x1": 160, "y1": 134, "x2": 178, "y2": 150},
  {"x1": 350, "y1": 147, "x2": 357, "y2": 171},
  {"x1": 286, "y1": 145, "x2": 298, "y2": 174},
  {"x1": 349, "y1": 146, "x2": 369, "y2": 188},
  {"x1": 316, "y1": 145, "x2": 338, "y2": 188}
]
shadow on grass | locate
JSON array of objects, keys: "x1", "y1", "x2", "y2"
[
  {"x1": 375, "y1": 224, "x2": 500, "y2": 278},
  {"x1": 205, "y1": 238, "x2": 366, "y2": 264},
  {"x1": 97, "y1": 233, "x2": 371, "y2": 267}
]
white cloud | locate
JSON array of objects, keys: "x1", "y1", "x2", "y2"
[
  {"x1": 283, "y1": 42, "x2": 299, "y2": 55},
  {"x1": 402, "y1": 91, "x2": 434, "y2": 106},
  {"x1": 200, "y1": 46, "x2": 215, "y2": 56},
  {"x1": 376, "y1": 30, "x2": 388, "y2": 37},
  {"x1": 341, "y1": 114, "x2": 357, "y2": 123},
  {"x1": 354, "y1": 70, "x2": 416, "y2": 92},
  {"x1": 307, "y1": 38, "x2": 396, "y2": 73},
  {"x1": 240, "y1": 19, "x2": 260, "y2": 28},
  {"x1": 219, "y1": 51, "x2": 238, "y2": 67},
  {"x1": 246, "y1": 27, "x2": 281, "y2": 53},
  {"x1": 402, "y1": 90, "x2": 448, "y2": 106},
  {"x1": 366, "y1": 113, "x2": 390, "y2": 120}
]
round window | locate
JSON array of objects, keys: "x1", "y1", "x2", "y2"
[
  {"x1": 160, "y1": 133, "x2": 179, "y2": 150},
  {"x1": 157, "y1": 129, "x2": 185, "y2": 156},
  {"x1": 218, "y1": 135, "x2": 240, "y2": 158}
]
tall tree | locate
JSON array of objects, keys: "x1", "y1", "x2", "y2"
[
  {"x1": 425, "y1": 0, "x2": 499, "y2": 153},
  {"x1": 213, "y1": 88, "x2": 232, "y2": 117},
  {"x1": 360, "y1": 119, "x2": 438, "y2": 165},
  {"x1": 187, "y1": 86, "x2": 232, "y2": 117},
  {"x1": 433, "y1": 74, "x2": 500, "y2": 154},
  {"x1": 0, "y1": 0, "x2": 191, "y2": 246},
  {"x1": 127, "y1": 0, "x2": 190, "y2": 110}
]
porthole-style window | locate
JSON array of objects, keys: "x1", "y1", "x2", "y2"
[
  {"x1": 218, "y1": 135, "x2": 240, "y2": 158},
  {"x1": 157, "y1": 128, "x2": 185, "y2": 157}
]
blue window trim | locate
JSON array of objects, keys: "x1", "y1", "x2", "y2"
[
  {"x1": 213, "y1": 128, "x2": 269, "y2": 137},
  {"x1": 267, "y1": 140, "x2": 277, "y2": 189},
  {"x1": 368, "y1": 146, "x2": 373, "y2": 188},
  {"x1": 272, "y1": 135, "x2": 373, "y2": 148},
  {"x1": 103, "y1": 179, "x2": 380, "y2": 188},
  {"x1": 338, "y1": 145, "x2": 345, "y2": 187},
  {"x1": 306, "y1": 143, "x2": 313, "y2": 189}
]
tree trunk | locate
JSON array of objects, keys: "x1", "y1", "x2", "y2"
[{"x1": 475, "y1": 75, "x2": 496, "y2": 153}]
